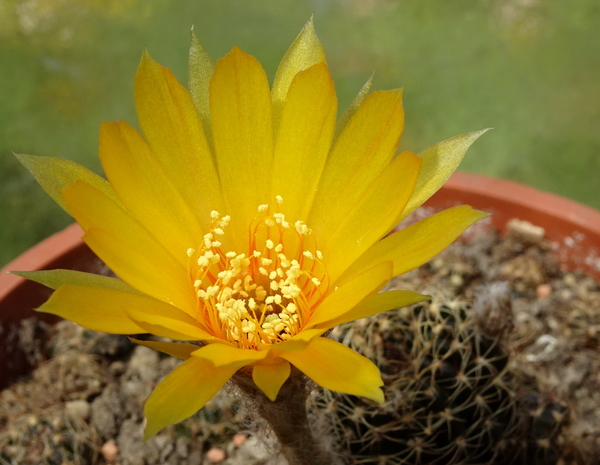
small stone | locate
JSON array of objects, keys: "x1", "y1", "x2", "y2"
[
  {"x1": 507, "y1": 218, "x2": 545, "y2": 243},
  {"x1": 536, "y1": 284, "x2": 552, "y2": 299},
  {"x1": 126, "y1": 346, "x2": 159, "y2": 383},
  {"x1": 101, "y1": 440, "x2": 119, "y2": 463},
  {"x1": 109, "y1": 360, "x2": 127, "y2": 377},
  {"x1": 65, "y1": 399, "x2": 91, "y2": 420},
  {"x1": 206, "y1": 447, "x2": 226, "y2": 463},
  {"x1": 564, "y1": 273, "x2": 577, "y2": 287},
  {"x1": 232, "y1": 433, "x2": 247, "y2": 447},
  {"x1": 175, "y1": 437, "x2": 189, "y2": 458},
  {"x1": 450, "y1": 274, "x2": 463, "y2": 286}
]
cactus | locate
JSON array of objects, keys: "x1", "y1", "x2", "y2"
[{"x1": 309, "y1": 298, "x2": 569, "y2": 464}]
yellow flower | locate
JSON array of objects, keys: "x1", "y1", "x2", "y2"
[{"x1": 15, "y1": 19, "x2": 488, "y2": 438}]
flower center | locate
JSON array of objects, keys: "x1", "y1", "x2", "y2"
[{"x1": 187, "y1": 197, "x2": 329, "y2": 349}]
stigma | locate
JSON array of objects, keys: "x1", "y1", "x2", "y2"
[{"x1": 187, "y1": 198, "x2": 328, "y2": 349}]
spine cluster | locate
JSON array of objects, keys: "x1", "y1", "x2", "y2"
[{"x1": 309, "y1": 298, "x2": 570, "y2": 464}]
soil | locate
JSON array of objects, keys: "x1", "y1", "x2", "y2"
[{"x1": 1, "y1": 215, "x2": 599, "y2": 465}]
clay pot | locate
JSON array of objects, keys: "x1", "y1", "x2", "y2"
[
  {"x1": 427, "y1": 172, "x2": 600, "y2": 280},
  {"x1": 2, "y1": 172, "x2": 600, "y2": 386}
]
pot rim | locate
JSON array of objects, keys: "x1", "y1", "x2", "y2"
[{"x1": 432, "y1": 172, "x2": 600, "y2": 279}]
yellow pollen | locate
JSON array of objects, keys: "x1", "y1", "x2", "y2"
[{"x1": 188, "y1": 201, "x2": 329, "y2": 349}]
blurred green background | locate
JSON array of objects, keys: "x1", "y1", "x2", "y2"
[{"x1": 1, "y1": 0, "x2": 599, "y2": 267}]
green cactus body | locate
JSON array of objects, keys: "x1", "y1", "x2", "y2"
[{"x1": 310, "y1": 300, "x2": 568, "y2": 464}]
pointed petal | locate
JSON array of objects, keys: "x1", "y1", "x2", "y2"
[
  {"x1": 308, "y1": 90, "x2": 404, "y2": 242},
  {"x1": 126, "y1": 307, "x2": 217, "y2": 342},
  {"x1": 323, "y1": 151, "x2": 421, "y2": 282},
  {"x1": 210, "y1": 47, "x2": 273, "y2": 250},
  {"x1": 144, "y1": 357, "x2": 236, "y2": 439},
  {"x1": 315, "y1": 290, "x2": 429, "y2": 329},
  {"x1": 308, "y1": 262, "x2": 392, "y2": 328},
  {"x1": 99, "y1": 121, "x2": 204, "y2": 253},
  {"x1": 83, "y1": 228, "x2": 195, "y2": 313},
  {"x1": 252, "y1": 360, "x2": 291, "y2": 401},
  {"x1": 267, "y1": 328, "x2": 327, "y2": 352},
  {"x1": 188, "y1": 28, "x2": 214, "y2": 137},
  {"x1": 12, "y1": 269, "x2": 139, "y2": 293},
  {"x1": 334, "y1": 73, "x2": 373, "y2": 140},
  {"x1": 14, "y1": 154, "x2": 122, "y2": 215},
  {"x1": 129, "y1": 338, "x2": 199, "y2": 360},
  {"x1": 272, "y1": 17, "x2": 326, "y2": 127},
  {"x1": 134, "y1": 51, "x2": 222, "y2": 228},
  {"x1": 339, "y1": 206, "x2": 490, "y2": 283},
  {"x1": 281, "y1": 337, "x2": 384, "y2": 403},
  {"x1": 271, "y1": 62, "x2": 337, "y2": 221},
  {"x1": 36, "y1": 285, "x2": 179, "y2": 334},
  {"x1": 191, "y1": 343, "x2": 268, "y2": 368},
  {"x1": 62, "y1": 181, "x2": 194, "y2": 311},
  {"x1": 400, "y1": 129, "x2": 490, "y2": 221}
]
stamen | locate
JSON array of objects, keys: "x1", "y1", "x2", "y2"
[{"x1": 188, "y1": 198, "x2": 329, "y2": 348}]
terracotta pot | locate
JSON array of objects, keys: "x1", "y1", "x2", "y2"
[
  {"x1": 427, "y1": 172, "x2": 600, "y2": 279},
  {"x1": 2, "y1": 172, "x2": 600, "y2": 386}
]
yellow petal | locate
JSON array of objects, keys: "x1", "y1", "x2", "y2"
[
  {"x1": 99, "y1": 121, "x2": 205, "y2": 253},
  {"x1": 37, "y1": 285, "x2": 178, "y2": 334},
  {"x1": 272, "y1": 17, "x2": 326, "y2": 128},
  {"x1": 400, "y1": 129, "x2": 490, "y2": 221},
  {"x1": 339, "y1": 206, "x2": 490, "y2": 283},
  {"x1": 210, "y1": 47, "x2": 274, "y2": 250},
  {"x1": 280, "y1": 337, "x2": 384, "y2": 403},
  {"x1": 315, "y1": 290, "x2": 429, "y2": 329},
  {"x1": 188, "y1": 28, "x2": 214, "y2": 137},
  {"x1": 129, "y1": 338, "x2": 199, "y2": 360},
  {"x1": 12, "y1": 269, "x2": 139, "y2": 294},
  {"x1": 134, "y1": 51, "x2": 222, "y2": 229},
  {"x1": 126, "y1": 307, "x2": 216, "y2": 342},
  {"x1": 308, "y1": 89, "x2": 404, "y2": 243},
  {"x1": 191, "y1": 343, "x2": 269, "y2": 368},
  {"x1": 83, "y1": 227, "x2": 195, "y2": 313},
  {"x1": 334, "y1": 73, "x2": 373, "y2": 139},
  {"x1": 252, "y1": 360, "x2": 291, "y2": 401},
  {"x1": 308, "y1": 262, "x2": 392, "y2": 328},
  {"x1": 271, "y1": 62, "x2": 337, "y2": 221},
  {"x1": 323, "y1": 151, "x2": 421, "y2": 282},
  {"x1": 267, "y1": 328, "x2": 327, "y2": 352},
  {"x1": 144, "y1": 357, "x2": 237, "y2": 439},
  {"x1": 14, "y1": 154, "x2": 122, "y2": 215},
  {"x1": 62, "y1": 181, "x2": 194, "y2": 311}
]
